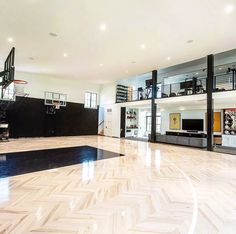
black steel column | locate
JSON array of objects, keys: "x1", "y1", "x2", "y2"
[
  {"x1": 207, "y1": 55, "x2": 214, "y2": 151},
  {"x1": 232, "y1": 69, "x2": 235, "y2": 90},
  {"x1": 150, "y1": 70, "x2": 157, "y2": 142}
]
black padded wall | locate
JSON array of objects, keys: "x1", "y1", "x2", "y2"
[
  {"x1": 6, "y1": 97, "x2": 98, "y2": 138},
  {"x1": 6, "y1": 97, "x2": 45, "y2": 137},
  {"x1": 55, "y1": 102, "x2": 98, "y2": 136}
]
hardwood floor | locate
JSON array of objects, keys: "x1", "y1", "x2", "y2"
[{"x1": 0, "y1": 136, "x2": 236, "y2": 234}]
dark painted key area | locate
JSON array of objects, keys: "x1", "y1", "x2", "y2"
[{"x1": 0, "y1": 146, "x2": 124, "y2": 178}]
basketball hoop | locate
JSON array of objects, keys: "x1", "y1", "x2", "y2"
[
  {"x1": 53, "y1": 101, "x2": 61, "y2": 109},
  {"x1": 13, "y1": 79, "x2": 28, "y2": 97}
]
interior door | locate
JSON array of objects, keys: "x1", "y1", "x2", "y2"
[{"x1": 104, "y1": 108, "x2": 112, "y2": 137}]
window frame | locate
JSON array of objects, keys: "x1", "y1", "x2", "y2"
[
  {"x1": 146, "y1": 113, "x2": 161, "y2": 133},
  {"x1": 84, "y1": 92, "x2": 98, "y2": 109},
  {"x1": 0, "y1": 80, "x2": 15, "y2": 100}
]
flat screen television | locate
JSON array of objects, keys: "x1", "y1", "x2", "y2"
[{"x1": 182, "y1": 119, "x2": 204, "y2": 131}]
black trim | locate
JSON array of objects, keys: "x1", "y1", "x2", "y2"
[
  {"x1": 207, "y1": 55, "x2": 214, "y2": 151},
  {"x1": 120, "y1": 107, "x2": 126, "y2": 137},
  {"x1": 150, "y1": 70, "x2": 157, "y2": 142}
]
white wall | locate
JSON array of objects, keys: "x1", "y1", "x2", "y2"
[
  {"x1": 99, "y1": 83, "x2": 121, "y2": 138},
  {"x1": 15, "y1": 71, "x2": 100, "y2": 104},
  {"x1": 99, "y1": 83, "x2": 116, "y2": 106},
  {"x1": 161, "y1": 109, "x2": 223, "y2": 135}
]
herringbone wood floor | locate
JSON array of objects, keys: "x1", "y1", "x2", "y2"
[{"x1": 0, "y1": 136, "x2": 236, "y2": 234}]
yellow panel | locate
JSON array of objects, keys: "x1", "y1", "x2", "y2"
[{"x1": 169, "y1": 113, "x2": 181, "y2": 130}]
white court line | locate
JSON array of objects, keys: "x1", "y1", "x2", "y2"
[{"x1": 164, "y1": 157, "x2": 198, "y2": 234}]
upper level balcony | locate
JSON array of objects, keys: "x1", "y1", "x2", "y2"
[
  {"x1": 160, "y1": 71, "x2": 235, "y2": 99},
  {"x1": 116, "y1": 62, "x2": 236, "y2": 103}
]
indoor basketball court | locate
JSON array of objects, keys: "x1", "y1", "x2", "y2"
[{"x1": 1, "y1": 1, "x2": 236, "y2": 233}]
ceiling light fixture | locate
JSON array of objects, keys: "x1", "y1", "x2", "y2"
[
  {"x1": 99, "y1": 24, "x2": 107, "y2": 31},
  {"x1": 167, "y1": 57, "x2": 171, "y2": 61},
  {"x1": 140, "y1": 44, "x2": 146, "y2": 49},
  {"x1": 99, "y1": 63, "x2": 104, "y2": 67},
  {"x1": 224, "y1": 5, "x2": 234, "y2": 14},
  {"x1": 49, "y1": 32, "x2": 58, "y2": 37},
  {"x1": 63, "y1": 53, "x2": 68, "y2": 58},
  {"x1": 7, "y1": 37, "x2": 14, "y2": 43},
  {"x1": 187, "y1": 40, "x2": 194, "y2": 44}
]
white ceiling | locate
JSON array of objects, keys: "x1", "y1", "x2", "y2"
[{"x1": 0, "y1": 0, "x2": 236, "y2": 84}]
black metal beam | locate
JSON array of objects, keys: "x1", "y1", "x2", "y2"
[
  {"x1": 150, "y1": 70, "x2": 157, "y2": 143},
  {"x1": 207, "y1": 55, "x2": 214, "y2": 151}
]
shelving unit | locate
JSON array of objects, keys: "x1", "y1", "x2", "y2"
[
  {"x1": 125, "y1": 108, "x2": 138, "y2": 137},
  {"x1": 224, "y1": 109, "x2": 236, "y2": 135},
  {"x1": 116, "y1": 85, "x2": 128, "y2": 103},
  {"x1": 222, "y1": 109, "x2": 236, "y2": 148}
]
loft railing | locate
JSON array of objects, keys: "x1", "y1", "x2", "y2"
[
  {"x1": 115, "y1": 71, "x2": 236, "y2": 103},
  {"x1": 159, "y1": 77, "x2": 207, "y2": 98},
  {"x1": 214, "y1": 71, "x2": 235, "y2": 91},
  {"x1": 159, "y1": 71, "x2": 236, "y2": 99}
]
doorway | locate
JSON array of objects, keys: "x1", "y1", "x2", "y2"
[{"x1": 121, "y1": 106, "x2": 152, "y2": 141}]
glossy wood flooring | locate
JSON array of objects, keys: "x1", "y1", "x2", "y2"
[{"x1": 0, "y1": 136, "x2": 236, "y2": 234}]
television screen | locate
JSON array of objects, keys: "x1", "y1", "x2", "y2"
[
  {"x1": 182, "y1": 119, "x2": 204, "y2": 131},
  {"x1": 145, "y1": 79, "x2": 152, "y2": 87},
  {"x1": 180, "y1": 80, "x2": 193, "y2": 89}
]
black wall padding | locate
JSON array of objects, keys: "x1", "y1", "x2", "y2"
[{"x1": 6, "y1": 97, "x2": 98, "y2": 138}]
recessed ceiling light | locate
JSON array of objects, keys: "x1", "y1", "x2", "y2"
[
  {"x1": 7, "y1": 37, "x2": 14, "y2": 43},
  {"x1": 49, "y1": 32, "x2": 58, "y2": 37},
  {"x1": 99, "y1": 24, "x2": 107, "y2": 31},
  {"x1": 140, "y1": 44, "x2": 146, "y2": 49},
  {"x1": 187, "y1": 40, "x2": 194, "y2": 44},
  {"x1": 224, "y1": 5, "x2": 234, "y2": 14},
  {"x1": 99, "y1": 63, "x2": 104, "y2": 67},
  {"x1": 63, "y1": 53, "x2": 68, "y2": 58},
  {"x1": 167, "y1": 57, "x2": 171, "y2": 61}
]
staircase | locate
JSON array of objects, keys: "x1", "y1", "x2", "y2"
[{"x1": 98, "y1": 120, "x2": 104, "y2": 135}]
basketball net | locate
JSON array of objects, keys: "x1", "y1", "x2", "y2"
[
  {"x1": 53, "y1": 101, "x2": 61, "y2": 109},
  {"x1": 13, "y1": 80, "x2": 28, "y2": 97}
]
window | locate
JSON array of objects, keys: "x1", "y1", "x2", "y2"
[
  {"x1": 146, "y1": 113, "x2": 161, "y2": 133},
  {"x1": 0, "y1": 80, "x2": 14, "y2": 100},
  {"x1": 84, "y1": 92, "x2": 97, "y2": 109},
  {"x1": 157, "y1": 83, "x2": 162, "y2": 98}
]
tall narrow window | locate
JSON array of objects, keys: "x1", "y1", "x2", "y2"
[
  {"x1": 84, "y1": 92, "x2": 97, "y2": 109},
  {"x1": 146, "y1": 112, "x2": 161, "y2": 133},
  {"x1": 0, "y1": 79, "x2": 14, "y2": 100}
]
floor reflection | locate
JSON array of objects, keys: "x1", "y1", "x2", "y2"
[
  {"x1": 0, "y1": 146, "x2": 124, "y2": 178},
  {"x1": 82, "y1": 160, "x2": 95, "y2": 183},
  {"x1": 0, "y1": 178, "x2": 9, "y2": 203}
]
